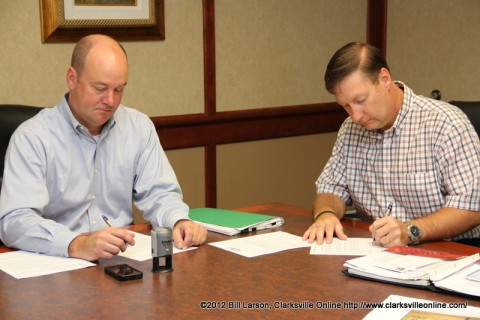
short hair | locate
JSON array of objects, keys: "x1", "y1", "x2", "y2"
[
  {"x1": 70, "y1": 35, "x2": 127, "y2": 76},
  {"x1": 324, "y1": 42, "x2": 390, "y2": 93}
]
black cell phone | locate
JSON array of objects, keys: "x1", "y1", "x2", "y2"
[{"x1": 104, "y1": 264, "x2": 143, "y2": 281}]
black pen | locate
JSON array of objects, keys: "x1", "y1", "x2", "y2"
[{"x1": 102, "y1": 215, "x2": 115, "y2": 228}]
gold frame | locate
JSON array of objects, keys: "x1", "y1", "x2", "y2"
[{"x1": 40, "y1": 0, "x2": 164, "y2": 43}]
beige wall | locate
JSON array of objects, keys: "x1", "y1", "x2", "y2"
[
  {"x1": 217, "y1": 133, "x2": 338, "y2": 209},
  {"x1": 213, "y1": 0, "x2": 366, "y2": 209},
  {"x1": 387, "y1": 0, "x2": 480, "y2": 101},
  {"x1": 8, "y1": 1, "x2": 477, "y2": 214},
  {"x1": 1, "y1": 1, "x2": 361, "y2": 213},
  {"x1": 215, "y1": 0, "x2": 367, "y2": 110},
  {"x1": 0, "y1": 0, "x2": 205, "y2": 115}
]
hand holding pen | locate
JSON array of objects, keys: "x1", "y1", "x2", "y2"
[
  {"x1": 371, "y1": 202, "x2": 393, "y2": 245},
  {"x1": 68, "y1": 215, "x2": 135, "y2": 261},
  {"x1": 102, "y1": 215, "x2": 134, "y2": 247}
]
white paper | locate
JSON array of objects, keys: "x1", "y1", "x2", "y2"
[
  {"x1": 119, "y1": 231, "x2": 196, "y2": 261},
  {"x1": 345, "y1": 252, "x2": 480, "y2": 283},
  {"x1": 434, "y1": 262, "x2": 480, "y2": 296},
  {"x1": 0, "y1": 251, "x2": 95, "y2": 279},
  {"x1": 467, "y1": 265, "x2": 480, "y2": 282},
  {"x1": 344, "y1": 252, "x2": 442, "y2": 281},
  {"x1": 208, "y1": 231, "x2": 311, "y2": 258},
  {"x1": 363, "y1": 294, "x2": 480, "y2": 320},
  {"x1": 368, "y1": 252, "x2": 441, "y2": 273},
  {"x1": 310, "y1": 238, "x2": 385, "y2": 256}
]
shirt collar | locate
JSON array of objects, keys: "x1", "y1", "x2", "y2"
[
  {"x1": 58, "y1": 93, "x2": 116, "y2": 140},
  {"x1": 367, "y1": 81, "x2": 412, "y2": 139},
  {"x1": 390, "y1": 81, "x2": 412, "y2": 135}
]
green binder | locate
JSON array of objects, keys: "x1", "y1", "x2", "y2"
[{"x1": 189, "y1": 208, "x2": 284, "y2": 236}]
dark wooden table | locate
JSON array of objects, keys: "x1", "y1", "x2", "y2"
[{"x1": 0, "y1": 202, "x2": 479, "y2": 319}]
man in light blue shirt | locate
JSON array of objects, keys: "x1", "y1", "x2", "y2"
[{"x1": 0, "y1": 34, "x2": 207, "y2": 261}]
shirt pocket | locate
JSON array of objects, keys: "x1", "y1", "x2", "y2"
[{"x1": 390, "y1": 171, "x2": 444, "y2": 218}]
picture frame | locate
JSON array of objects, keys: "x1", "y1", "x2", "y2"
[{"x1": 40, "y1": 0, "x2": 165, "y2": 43}]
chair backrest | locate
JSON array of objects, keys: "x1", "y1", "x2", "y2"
[
  {"x1": 449, "y1": 101, "x2": 480, "y2": 137},
  {"x1": 0, "y1": 105, "x2": 43, "y2": 190}
]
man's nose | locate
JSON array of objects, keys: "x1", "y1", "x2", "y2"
[
  {"x1": 102, "y1": 90, "x2": 115, "y2": 106},
  {"x1": 349, "y1": 105, "x2": 364, "y2": 122}
]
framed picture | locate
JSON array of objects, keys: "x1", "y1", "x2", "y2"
[{"x1": 40, "y1": 0, "x2": 164, "y2": 43}]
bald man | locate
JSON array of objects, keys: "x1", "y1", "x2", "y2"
[{"x1": 0, "y1": 34, "x2": 207, "y2": 261}]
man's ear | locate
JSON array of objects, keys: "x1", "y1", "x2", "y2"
[
  {"x1": 66, "y1": 67, "x2": 77, "y2": 90},
  {"x1": 379, "y1": 67, "x2": 392, "y2": 89}
]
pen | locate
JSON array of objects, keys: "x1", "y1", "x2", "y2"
[
  {"x1": 384, "y1": 202, "x2": 394, "y2": 218},
  {"x1": 102, "y1": 215, "x2": 115, "y2": 228}
]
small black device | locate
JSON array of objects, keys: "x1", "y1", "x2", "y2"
[
  {"x1": 151, "y1": 227, "x2": 174, "y2": 273},
  {"x1": 104, "y1": 264, "x2": 143, "y2": 281}
]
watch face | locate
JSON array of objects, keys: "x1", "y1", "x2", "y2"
[{"x1": 410, "y1": 225, "x2": 421, "y2": 237}]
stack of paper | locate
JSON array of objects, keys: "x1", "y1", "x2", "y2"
[
  {"x1": 189, "y1": 208, "x2": 284, "y2": 236},
  {"x1": 343, "y1": 250, "x2": 480, "y2": 297}
]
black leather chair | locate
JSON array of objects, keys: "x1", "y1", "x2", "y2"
[
  {"x1": 449, "y1": 100, "x2": 480, "y2": 137},
  {"x1": 0, "y1": 105, "x2": 43, "y2": 191},
  {"x1": 449, "y1": 101, "x2": 480, "y2": 247}
]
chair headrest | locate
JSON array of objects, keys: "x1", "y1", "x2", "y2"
[{"x1": 0, "y1": 105, "x2": 44, "y2": 191}]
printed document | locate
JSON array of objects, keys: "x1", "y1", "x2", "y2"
[
  {"x1": 0, "y1": 251, "x2": 95, "y2": 279},
  {"x1": 310, "y1": 238, "x2": 385, "y2": 256},
  {"x1": 209, "y1": 231, "x2": 311, "y2": 258}
]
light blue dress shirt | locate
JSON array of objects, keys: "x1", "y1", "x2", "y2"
[{"x1": 0, "y1": 95, "x2": 189, "y2": 257}]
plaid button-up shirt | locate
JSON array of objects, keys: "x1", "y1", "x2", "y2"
[{"x1": 317, "y1": 82, "x2": 480, "y2": 240}]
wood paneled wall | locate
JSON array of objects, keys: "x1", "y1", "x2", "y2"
[{"x1": 153, "y1": 0, "x2": 388, "y2": 207}]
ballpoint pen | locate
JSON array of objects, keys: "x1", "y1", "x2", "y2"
[
  {"x1": 384, "y1": 202, "x2": 394, "y2": 218},
  {"x1": 102, "y1": 215, "x2": 115, "y2": 228},
  {"x1": 372, "y1": 202, "x2": 394, "y2": 244}
]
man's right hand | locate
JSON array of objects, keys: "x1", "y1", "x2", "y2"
[
  {"x1": 302, "y1": 212, "x2": 348, "y2": 244},
  {"x1": 68, "y1": 228, "x2": 135, "y2": 261}
]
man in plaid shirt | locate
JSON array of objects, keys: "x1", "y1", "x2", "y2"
[{"x1": 303, "y1": 42, "x2": 480, "y2": 247}]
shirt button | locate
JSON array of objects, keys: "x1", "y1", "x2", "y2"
[
  {"x1": 91, "y1": 195, "x2": 96, "y2": 200},
  {"x1": 92, "y1": 220, "x2": 96, "y2": 225}
]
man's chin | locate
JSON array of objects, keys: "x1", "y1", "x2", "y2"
[
  {"x1": 94, "y1": 110, "x2": 114, "y2": 120},
  {"x1": 358, "y1": 121, "x2": 376, "y2": 131}
]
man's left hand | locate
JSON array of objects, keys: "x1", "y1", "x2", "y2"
[{"x1": 172, "y1": 220, "x2": 207, "y2": 249}]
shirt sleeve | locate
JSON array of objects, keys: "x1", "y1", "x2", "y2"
[
  {"x1": 315, "y1": 125, "x2": 352, "y2": 205},
  {"x1": 438, "y1": 114, "x2": 480, "y2": 211},
  {"x1": 0, "y1": 129, "x2": 77, "y2": 257},
  {"x1": 131, "y1": 116, "x2": 190, "y2": 228}
]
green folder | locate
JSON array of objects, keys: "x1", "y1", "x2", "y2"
[{"x1": 189, "y1": 208, "x2": 284, "y2": 236}]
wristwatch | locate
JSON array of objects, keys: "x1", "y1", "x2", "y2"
[{"x1": 406, "y1": 222, "x2": 421, "y2": 245}]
